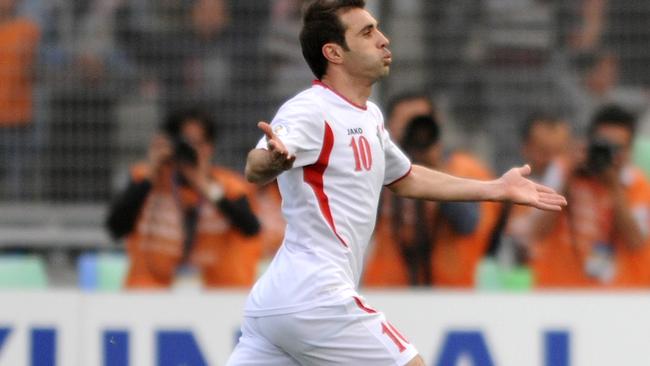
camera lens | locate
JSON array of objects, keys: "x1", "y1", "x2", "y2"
[
  {"x1": 174, "y1": 138, "x2": 199, "y2": 166},
  {"x1": 586, "y1": 138, "x2": 618, "y2": 174}
]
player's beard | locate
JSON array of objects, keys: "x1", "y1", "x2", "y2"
[
  {"x1": 368, "y1": 62, "x2": 390, "y2": 84},
  {"x1": 344, "y1": 50, "x2": 391, "y2": 84},
  {"x1": 361, "y1": 60, "x2": 391, "y2": 85},
  {"x1": 378, "y1": 49, "x2": 393, "y2": 78},
  {"x1": 379, "y1": 62, "x2": 391, "y2": 78},
  {"x1": 372, "y1": 52, "x2": 392, "y2": 80}
]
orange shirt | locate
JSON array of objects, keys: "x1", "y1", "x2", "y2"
[
  {"x1": 532, "y1": 167, "x2": 650, "y2": 288},
  {"x1": 363, "y1": 151, "x2": 499, "y2": 288},
  {"x1": 0, "y1": 18, "x2": 40, "y2": 125},
  {"x1": 361, "y1": 193, "x2": 411, "y2": 287},
  {"x1": 430, "y1": 152, "x2": 500, "y2": 287},
  {"x1": 124, "y1": 164, "x2": 262, "y2": 289}
]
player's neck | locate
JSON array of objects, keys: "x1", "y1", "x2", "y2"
[{"x1": 320, "y1": 73, "x2": 372, "y2": 109}]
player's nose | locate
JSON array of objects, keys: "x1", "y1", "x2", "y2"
[{"x1": 377, "y1": 30, "x2": 390, "y2": 48}]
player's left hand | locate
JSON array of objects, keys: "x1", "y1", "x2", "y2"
[{"x1": 499, "y1": 164, "x2": 567, "y2": 211}]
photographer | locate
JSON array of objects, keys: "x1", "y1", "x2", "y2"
[
  {"x1": 106, "y1": 109, "x2": 262, "y2": 289},
  {"x1": 364, "y1": 115, "x2": 498, "y2": 287},
  {"x1": 490, "y1": 115, "x2": 573, "y2": 270},
  {"x1": 531, "y1": 105, "x2": 650, "y2": 287}
]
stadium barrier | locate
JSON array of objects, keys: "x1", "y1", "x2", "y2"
[{"x1": 0, "y1": 291, "x2": 648, "y2": 366}]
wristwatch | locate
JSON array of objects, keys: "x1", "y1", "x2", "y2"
[{"x1": 206, "y1": 182, "x2": 225, "y2": 202}]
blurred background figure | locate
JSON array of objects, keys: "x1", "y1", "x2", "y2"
[
  {"x1": 484, "y1": 114, "x2": 573, "y2": 289},
  {"x1": 364, "y1": 105, "x2": 498, "y2": 288},
  {"x1": 559, "y1": 49, "x2": 649, "y2": 135},
  {"x1": 383, "y1": 91, "x2": 436, "y2": 144},
  {"x1": 106, "y1": 109, "x2": 262, "y2": 289},
  {"x1": 0, "y1": 0, "x2": 40, "y2": 200},
  {"x1": 529, "y1": 105, "x2": 650, "y2": 288},
  {"x1": 519, "y1": 114, "x2": 574, "y2": 182},
  {"x1": 363, "y1": 92, "x2": 443, "y2": 287},
  {"x1": 38, "y1": 0, "x2": 135, "y2": 201},
  {"x1": 424, "y1": 0, "x2": 561, "y2": 173},
  {"x1": 115, "y1": 0, "x2": 231, "y2": 112},
  {"x1": 408, "y1": 116, "x2": 498, "y2": 288},
  {"x1": 264, "y1": 0, "x2": 312, "y2": 104}
]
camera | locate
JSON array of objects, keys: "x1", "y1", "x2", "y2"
[
  {"x1": 584, "y1": 138, "x2": 620, "y2": 175},
  {"x1": 172, "y1": 137, "x2": 199, "y2": 166}
]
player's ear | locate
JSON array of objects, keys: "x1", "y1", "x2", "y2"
[{"x1": 322, "y1": 43, "x2": 344, "y2": 65}]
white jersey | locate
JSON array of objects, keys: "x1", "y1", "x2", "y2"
[{"x1": 244, "y1": 81, "x2": 411, "y2": 317}]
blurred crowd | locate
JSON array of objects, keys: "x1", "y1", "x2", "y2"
[
  {"x1": 0, "y1": 0, "x2": 649, "y2": 290},
  {"x1": 363, "y1": 97, "x2": 650, "y2": 290}
]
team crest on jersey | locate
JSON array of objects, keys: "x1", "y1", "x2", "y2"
[{"x1": 273, "y1": 124, "x2": 289, "y2": 136}]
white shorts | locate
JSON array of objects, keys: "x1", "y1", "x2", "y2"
[
  {"x1": 226, "y1": 297, "x2": 418, "y2": 366},
  {"x1": 226, "y1": 296, "x2": 419, "y2": 366}
]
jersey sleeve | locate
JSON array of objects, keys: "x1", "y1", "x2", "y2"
[
  {"x1": 379, "y1": 116, "x2": 411, "y2": 185},
  {"x1": 254, "y1": 94, "x2": 324, "y2": 168}
]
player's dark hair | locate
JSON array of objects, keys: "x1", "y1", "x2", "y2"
[
  {"x1": 588, "y1": 104, "x2": 636, "y2": 139},
  {"x1": 300, "y1": 0, "x2": 366, "y2": 79},
  {"x1": 161, "y1": 108, "x2": 217, "y2": 142},
  {"x1": 402, "y1": 114, "x2": 441, "y2": 151},
  {"x1": 385, "y1": 91, "x2": 434, "y2": 120}
]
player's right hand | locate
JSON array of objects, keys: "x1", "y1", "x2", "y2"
[{"x1": 258, "y1": 121, "x2": 296, "y2": 171}]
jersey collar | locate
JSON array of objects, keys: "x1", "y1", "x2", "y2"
[{"x1": 312, "y1": 80, "x2": 368, "y2": 111}]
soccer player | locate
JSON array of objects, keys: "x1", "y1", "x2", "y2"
[{"x1": 226, "y1": 1, "x2": 567, "y2": 365}]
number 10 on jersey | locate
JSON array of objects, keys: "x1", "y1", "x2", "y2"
[{"x1": 349, "y1": 136, "x2": 373, "y2": 171}]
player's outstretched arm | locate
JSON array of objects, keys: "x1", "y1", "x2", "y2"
[
  {"x1": 245, "y1": 122, "x2": 296, "y2": 185},
  {"x1": 388, "y1": 164, "x2": 567, "y2": 211}
]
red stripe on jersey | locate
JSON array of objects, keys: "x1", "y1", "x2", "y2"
[
  {"x1": 387, "y1": 322, "x2": 410, "y2": 344},
  {"x1": 312, "y1": 80, "x2": 368, "y2": 111},
  {"x1": 353, "y1": 296, "x2": 378, "y2": 314},
  {"x1": 385, "y1": 165, "x2": 413, "y2": 187},
  {"x1": 382, "y1": 323, "x2": 407, "y2": 352},
  {"x1": 304, "y1": 121, "x2": 349, "y2": 248}
]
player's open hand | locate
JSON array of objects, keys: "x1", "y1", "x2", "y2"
[
  {"x1": 258, "y1": 121, "x2": 296, "y2": 171},
  {"x1": 499, "y1": 164, "x2": 567, "y2": 211}
]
